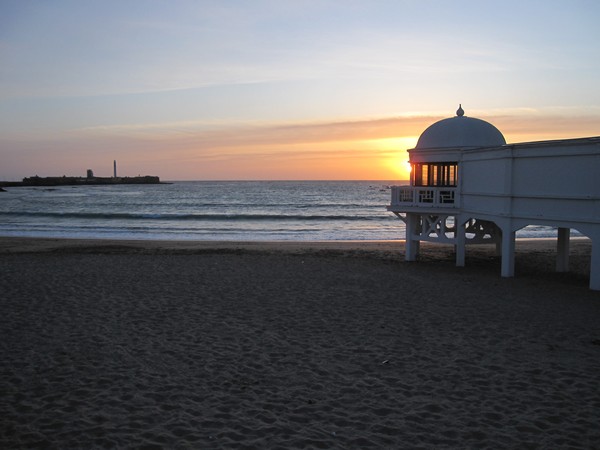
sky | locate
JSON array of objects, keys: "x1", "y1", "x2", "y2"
[{"x1": 1, "y1": 0, "x2": 600, "y2": 181}]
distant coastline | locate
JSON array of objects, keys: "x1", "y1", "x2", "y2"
[{"x1": 0, "y1": 175, "x2": 162, "y2": 188}]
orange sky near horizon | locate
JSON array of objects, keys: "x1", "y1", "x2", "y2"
[
  {"x1": 3, "y1": 109, "x2": 600, "y2": 181},
  {"x1": 9, "y1": 112, "x2": 600, "y2": 180}
]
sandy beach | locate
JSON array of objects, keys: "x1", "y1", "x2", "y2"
[{"x1": 1, "y1": 237, "x2": 600, "y2": 448}]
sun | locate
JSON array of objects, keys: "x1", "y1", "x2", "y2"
[{"x1": 371, "y1": 136, "x2": 418, "y2": 180}]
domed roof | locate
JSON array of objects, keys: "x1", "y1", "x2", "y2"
[{"x1": 415, "y1": 105, "x2": 506, "y2": 150}]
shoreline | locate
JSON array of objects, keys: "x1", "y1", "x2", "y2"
[
  {"x1": 1, "y1": 235, "x2": 594, "y2": 287},
  {"x1": 0, "y1": 234, "x2": 591, "y2": 249}
]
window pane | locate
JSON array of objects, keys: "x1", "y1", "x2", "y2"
[{"x1": 412, "y1": 162, "x2": 457, "y2": 186}]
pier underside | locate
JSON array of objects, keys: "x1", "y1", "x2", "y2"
[{"x1": 393, "y1": 212, "x2": 599, "y2": 291}]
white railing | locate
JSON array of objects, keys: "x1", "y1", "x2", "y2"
[{"x1": 390, "y1": 185, "x2": 458, "y2": 208}]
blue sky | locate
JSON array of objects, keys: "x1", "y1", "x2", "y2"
[{"x1": 1, "y1": 0, "x2": 599, "y2": 180}]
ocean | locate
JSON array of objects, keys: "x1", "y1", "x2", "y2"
[{"x1": 0, "y1": 180, "x2": 568, "y2": 241}]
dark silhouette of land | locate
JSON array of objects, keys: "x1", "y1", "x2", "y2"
[{"x1": 0, "y1": 175, "x2": 161, "y2": 188}]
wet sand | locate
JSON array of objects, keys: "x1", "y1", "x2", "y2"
[{"x1": 1, "y1": 237, "x2": 600, "y2": 448}]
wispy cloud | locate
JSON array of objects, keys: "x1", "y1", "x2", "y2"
[
  {"x1": 75, "y1": 116, "x2": 435, "y2": 146},
  {"x1": 73, "y1": 107, "x2": 600, "y2": 149},
  {"x1": 486, "y1": 107, "x2": 600, "y2": 142}
]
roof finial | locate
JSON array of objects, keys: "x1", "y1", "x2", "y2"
[{"x1": 456, "y1": 104, "x2": 464, "y2": 117}]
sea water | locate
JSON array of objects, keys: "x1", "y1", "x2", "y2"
[{"x1": 0, "y1": 181, "x2": 568, "y2": 241}]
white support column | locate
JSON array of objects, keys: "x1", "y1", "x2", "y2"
[
  {"x1": 455, "y1": 218, "x2": 466, "y2": 267},
  {"x1": 556, "y1": 227, "x2": 570, "y2": 273},
  {"x1": 501, "y1": 229, "x2": 515, "y2": 278},
  {"x1": 405, "y1": 213, "x2": 420, "y2": 262},
  {"x1": 590, "y1": 235, "x2": 600, "y2": 291}
]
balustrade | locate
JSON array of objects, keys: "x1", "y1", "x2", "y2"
[{"x1": 390, "y1": 186, "x2": 457, "y2": 208}]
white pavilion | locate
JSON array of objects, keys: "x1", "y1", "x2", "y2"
[{"x1": 388, "y1": 105, "x2": 600, "y2": 290}]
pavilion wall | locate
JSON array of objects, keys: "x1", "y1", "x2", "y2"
[{"x1": 459, "y1": 138, "x2": 600, "y2": 231}]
